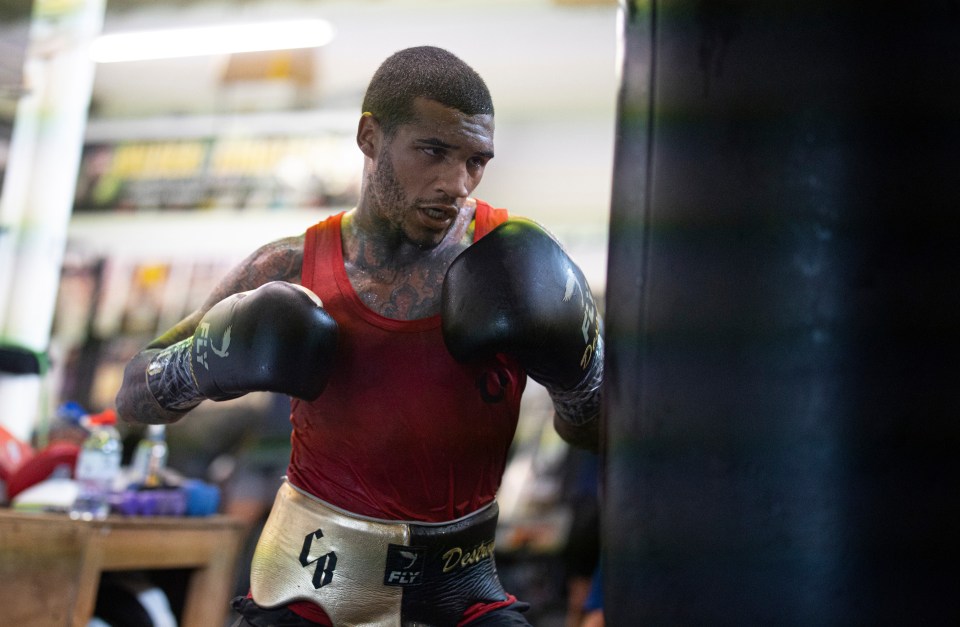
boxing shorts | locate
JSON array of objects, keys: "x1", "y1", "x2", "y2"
[{"x1": 250, "y1": 479, "x2": 509, "y2": 626}]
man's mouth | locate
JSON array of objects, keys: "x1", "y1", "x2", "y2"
[{"x1": 419, "y1": 204, "x2": 459, "y2": 223}]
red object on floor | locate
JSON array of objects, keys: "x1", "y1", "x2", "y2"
[{"x1": 5, "y1": 441, "x2": 80, "y2": 500}]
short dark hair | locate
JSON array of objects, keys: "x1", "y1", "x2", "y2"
[{"x1": 361, "y1": 46, "x2": 494, "y2": 136}]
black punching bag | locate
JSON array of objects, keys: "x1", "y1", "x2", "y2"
[{"x1": 604, "y1": 1, "x2": 960, "y2": 624}]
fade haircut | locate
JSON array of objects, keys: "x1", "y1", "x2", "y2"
[{"x1": 361, "y1": 46, "x2": 494, "y2": 136}]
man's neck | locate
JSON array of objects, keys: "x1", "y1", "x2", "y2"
[
  {"x1": 342, "y1": 201, "x2": 475, "y2": 270},
  {"x1": 339, "y1": 203, "x2": 476, "y2": 320}
]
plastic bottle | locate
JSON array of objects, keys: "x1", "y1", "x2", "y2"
[
  {"x1": 70, "y1": 409, "x2": 122, "y2": 520},
  {"x1": 130, "y1": 424, "x2": 168, "y2": 488}
]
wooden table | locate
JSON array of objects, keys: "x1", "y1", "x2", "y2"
[{"x1": 0, "y1": 509, "x2": 245, "y2": 627}]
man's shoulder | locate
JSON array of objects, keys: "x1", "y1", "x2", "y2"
[
  {"x1": 237, "y1": 234, "x2": 307, "y2": 285},
  {"x1": 257, "y1": 233, "x2": 307, "y2": 256}
]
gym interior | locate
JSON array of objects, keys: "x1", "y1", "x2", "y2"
[{"x1": 2, "y1": 0, "x2": 958, "y2": 625}]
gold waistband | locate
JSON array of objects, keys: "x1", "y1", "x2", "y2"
[{"x1": 249, "y1": 479, "x2": 494, "y2": 627}]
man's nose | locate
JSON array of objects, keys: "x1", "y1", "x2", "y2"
[{"x1": 436, "y1": 161, "x2": 471, "y2": 198}]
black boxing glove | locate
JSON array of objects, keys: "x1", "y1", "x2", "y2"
[
  {"x1": 442, "y1": 219, "x2": 603, "y2": 425},
  {"x1": 146, "y1": 281, "x2": 338, "y2": 411}
]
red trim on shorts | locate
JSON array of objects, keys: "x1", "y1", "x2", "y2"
[
  {"x1": 458, "y1": 594, "x2": 519, "y2": 626},
  {"x1": 284, "y1": 594, "x2": 520, "y2": 626},
  {"x1": 288, "y1": 600, "x2": 332, "y2": 625}
]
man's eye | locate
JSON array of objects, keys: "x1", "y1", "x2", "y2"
[
  {"x1": 467, "y1": 157, "x2": 490, "y2": 171},
  {"x1": 421, "y1": 147, "x2": 444, "y2": 157}
]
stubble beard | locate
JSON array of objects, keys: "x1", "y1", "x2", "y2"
[
  {"x1": 370, "y1": 151, "x2": 441, "y2": 250},
  {"x1": 371, "y1": 150, "x2": 406, "y2": 222}
]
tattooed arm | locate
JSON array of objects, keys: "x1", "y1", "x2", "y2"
[{"x1": 115, "y1": 235, "x2": 306, "y2": 425}]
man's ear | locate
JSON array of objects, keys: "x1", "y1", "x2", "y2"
[{"x1": 357, "y1": 114, "x2": 380, "y2": 158}]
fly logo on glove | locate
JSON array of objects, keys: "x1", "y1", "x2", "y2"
[
  {"x1": 193, "y1": 322, "x2": 232, "y2": 371},
  {"x1": 564, "y1": 267, "x2": 601, "y2": 371}
]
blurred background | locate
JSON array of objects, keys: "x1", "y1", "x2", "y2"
[{"x1": 1, "y1": 1, "x2": 617, "y2": 625}]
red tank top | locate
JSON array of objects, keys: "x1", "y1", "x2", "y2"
[{"x1": 291, "y1": 199, "x2": 527, "y2": 522}]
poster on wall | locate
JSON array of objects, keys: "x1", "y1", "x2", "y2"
[{"x1": 72, "y1": 133, "x2": 361, "y2": 213}]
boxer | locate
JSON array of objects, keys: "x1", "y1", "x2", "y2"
[{"x1": 116, "y1": 46, "x2": 602, "y2": 627}]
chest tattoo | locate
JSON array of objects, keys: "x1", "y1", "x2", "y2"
[{"x1": 348, "y1": 241, "x2": 464, "y2": 320}]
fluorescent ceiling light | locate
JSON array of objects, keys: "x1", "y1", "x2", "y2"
[{"x1": 90, "y1": 19, "x2": 336, "y2": 63}]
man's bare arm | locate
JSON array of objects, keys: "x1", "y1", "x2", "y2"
[
  {"x1": 555, "y1": 413, "x2": 600, "y2": 452},
  {"x1": 116, "y1": 235, "x2": 305, "y2": 425}
]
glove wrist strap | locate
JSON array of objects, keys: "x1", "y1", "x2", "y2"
[
  {"x1": 547, "y1": 335, "x2": 603, "y2": 427},
  {"x1": 146, "y1": 339, "x2": 204, "y2": 411}
]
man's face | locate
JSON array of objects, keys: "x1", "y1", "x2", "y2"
[{"x1": 369, "y1": 97, "x2": 494, "y2": 249}]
